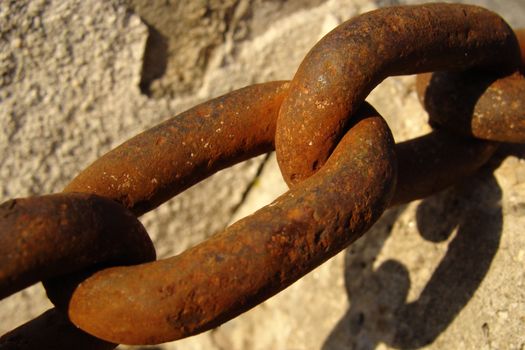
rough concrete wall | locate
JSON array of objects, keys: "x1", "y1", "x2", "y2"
[
  {"x1": 128, "y1": 0, "x2": 240, "y2": 97},
  {"x1": 1, "y1": 0, "x2": 524, "y2": 349},
  {"x1": 128, "y1": 0, "x2": 327, "y2": 97}
]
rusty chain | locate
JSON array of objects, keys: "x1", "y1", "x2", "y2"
[{"x1": 1, "y1": 3, "x2": 524, "y2": 349}]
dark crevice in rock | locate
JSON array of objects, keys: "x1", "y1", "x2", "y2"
[
  {"x1": 139, "y1": 23, "x2": 168, "y2": 97},
  {"x1": 229, "y1": 153, "x2": 272, "y2": 220},
  {"x1": 129, "y1": 0, "x2": 327, "y2": 99}
]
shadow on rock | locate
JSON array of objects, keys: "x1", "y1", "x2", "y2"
[{"x1": 322, "y1": 145, "x2": 525, "y2": 349}]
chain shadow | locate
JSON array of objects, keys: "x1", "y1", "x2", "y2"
[{"x1": 322, "y1": 144, "x2": 524, "y2": 350}]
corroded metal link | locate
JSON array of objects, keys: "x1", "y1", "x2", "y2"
[
  {"x1": 416, "y1": 71, "x2": 525, "y2": 142},
  {"x1": 64, "y1": 82, "x2": 289, "y2": 215},
  {"x1": 56, "y1": 81, "x2": 499, "y2": 218},
  {"x1": 416, "y1": 29, "x2": 525, "y2": 143},
  {"x1": 0, "y1": 193, "x2": 155, "y2": 300},
  {"x1": 3, "y1": 81, "x2": 500, "y2": 346},
  {"x1": 275, "y1": 3, "x2": 521, "y2": 185},
  {"x1": 47, "y1": 103, "x2": 397, "y2": 344},
  {"x1": 0, "y1": 82, "x2": 290, "y2": 349}
]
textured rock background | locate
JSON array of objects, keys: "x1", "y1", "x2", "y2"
[{"x1": 1, "y1": 0, "x2": 524, "y2": 349}]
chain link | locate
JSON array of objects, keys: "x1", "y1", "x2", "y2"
[{"x1": 1, "y1": 3, "x2": 524, "y2": 349}]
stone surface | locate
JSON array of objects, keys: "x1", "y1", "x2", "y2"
[
  {"x1": 128, "y1": 0, "x2": 239, "y2": 97},
  {"x1": 1, "y1": 0, "x2": 524, "y2": 349},
  {"x1": 128, "y1": 0, "x2": 327, "y2": 98}
]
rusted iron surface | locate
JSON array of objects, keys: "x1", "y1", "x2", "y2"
[
  {"x1": 46, "y1": 104, "x2": 396, "y2": 344},
  {"x1": 2, "y1": 89, "x2": 507, "y2": 346},
  {"x1": 275, "y1": 3, "x2": 520, "y2": 185},
  {"x1": 45, "y1": 103, "x2": 503, "y2": 345},
  {"x1": 416, "y1": 30, "x2": 525, "y2": 143},
  {"x1": 64, "y1": 82, "x2": 289, "y2": 216},
  {"x1": 0, "y1": 193, "x2": 155, "y2": 299},
  {"x1": 416, "y1": 71, "x2": 525, "y2": 142},
  {"x1": 60, "y1": 74, "x2": 509, "y2": 216},
  {"x1": 0, "y1": 309, "x2": 116, "y2": 350}
]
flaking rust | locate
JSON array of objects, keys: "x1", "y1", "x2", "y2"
[
  {"x1": 417, "y1": 70, "x2": 525, "y2": 142},
  {"x1": 275, "y1": 3, "x2": 520, "y2": 185},
  {"x1": 64, "y1": 82, "x2": 290, "y2": 216},
  {"x1": 51, "y1": 104, "x2": 397, "y2": 344},
  {"x1": 0, "y1": 80, "x2": 504, "y2": 346},
  {"x1": 45, "y1": 102, "x2": 502, "y2": 344},
  {"x1": 415, "y1": 29, "x2": 525, "y2": 143},
  {"x1": 0, "y1": 193, "x2": 155, "y2": 300}
]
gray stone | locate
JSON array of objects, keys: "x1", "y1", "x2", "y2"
[{"x1": 128, "y1": 0, "x2": 327, "y2": 97}]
